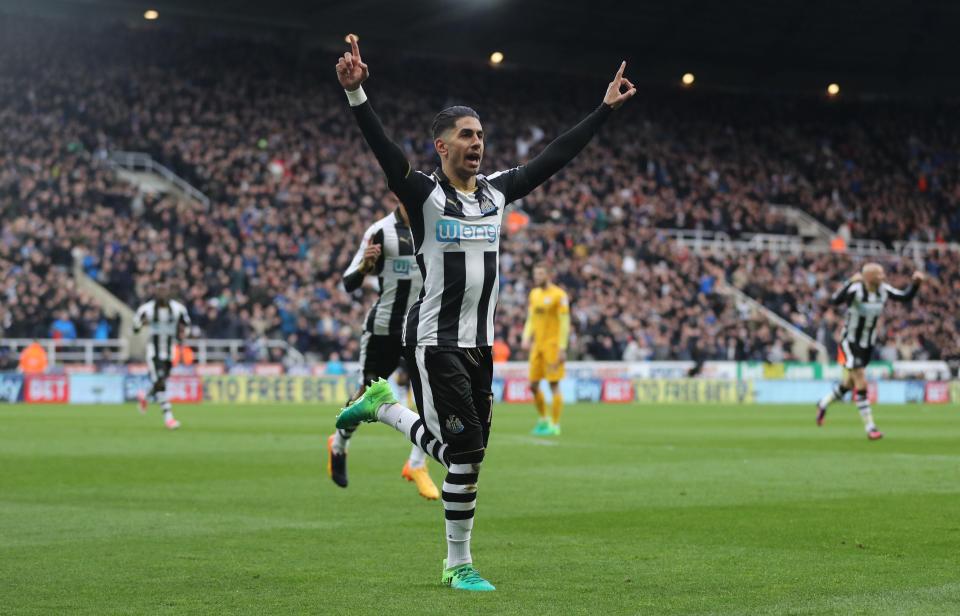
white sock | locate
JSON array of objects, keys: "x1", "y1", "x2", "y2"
[
  {"x1": 408, "y1": 444, "x2": 427, "y2": 469},
  {"x1": 378, "y1": 402, "x2": 416, "y2": 431},
  {"x1": 856, "y1": 393, "x2": 876, "y2": 431},
  {"x1": 163, "y1": 409, "x2": 174, "y2": 422},
  {"x1": 332, "y1": 431, "x2": 349, "y2": 454},
  {"x1": 444, "y1": 461, "x2": 479, "y2": 569},
  {"x1": 377, "y1": 403, "x2": 448, "y2": 466},
  {"x1": 819, "y1": 384, "x2": 847, "y2": 409},
  {"x1": 446, "y1": 518, "x2": 473, "y2": 568}
]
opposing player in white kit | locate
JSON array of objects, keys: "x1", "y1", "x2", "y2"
[
  {"x1": 133, "y1": 282, "x2": 191, "y2": 430},
  {"x1": 817, "y1": 263, "x2": 924, "y2": 439}
]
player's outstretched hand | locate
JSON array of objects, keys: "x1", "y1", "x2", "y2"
[
  {"x1": 336, "y1": 35, "x2": 369, "y2": 91},
  {"x1": 603, "y1": 61, "x2": 637, "y2": 109},
  {"x1": 912, "y1": 271, "x2": 926, "y2": 284}
]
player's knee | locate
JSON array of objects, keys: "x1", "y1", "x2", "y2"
[
  {"x1": 447, "y1": 446, "x2": 484, "y2": 474},
  {"x1": 529, "y1": 381, "x2": 540, "y2": 394},
  {"x1": 855, "y1": 388, "x2": 868, "y2": 401}
]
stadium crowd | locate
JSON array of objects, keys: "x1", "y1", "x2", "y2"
[{"x1": 1, "y1": 19, "x2": 957, "y2": 362}]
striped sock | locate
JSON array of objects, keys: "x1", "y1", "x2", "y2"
[
  {"x1": 443, "y1": 450, "x2": 483, "y2": 568},
  {"x1": 378, "y1": 403, "x2": 449, "y2": 466},
  {"x1": 157, "y1": 391, "x2": 172, "y2": 418},
  {"x1": 819, "y1": 383, "x2": 849, "y2": 409},
  {"x1": 855, "y1": 389, "x2": 876, "y2": 432}
]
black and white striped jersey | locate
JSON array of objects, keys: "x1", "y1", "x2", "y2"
[
  {"x1": 343, "y1": 210, "x2": 422, "y2": 337},
  {"x1": 133, "y1": 299, "x2": 190, "y2": 361},
  {"x1": 348, "y1": 92, "x2": 613, "y2": 349},
  {"x1": 401, "y1": 168, "x2": 514, "y2": 347},
  {"x1": 831, "y1": 280, "x2": 917, "y2": 347}
]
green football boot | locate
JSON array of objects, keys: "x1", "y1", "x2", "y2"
[
  {"x1": 531, "y1": 418, "x2": 551, "y2": 436},
  {"x1": 441, "y1": 559, "x2": 496, "y2": 592},
  {"x1": 335, "y1": 378, "x2": 397, "y2": 429}
]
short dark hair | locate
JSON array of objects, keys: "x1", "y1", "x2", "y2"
[{"x1": 431, "y1": 106, "x2": 480, "y2": 139}]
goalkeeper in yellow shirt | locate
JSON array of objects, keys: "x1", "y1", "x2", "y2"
[{"x1": 522, "y1": 265, "x2": 570, "y2": 436}]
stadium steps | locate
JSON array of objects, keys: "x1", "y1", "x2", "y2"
[
  {"x1": 70, "y1": 252, "x2": 142, "y2": 358},
  {"x1": 106, "y1": 151, "x2": 210, "y2": 209},
  {"x1": 767, "y1": 203, "x2": 834, "y2": 240},
  {"x1": 717, "y1": 281, "x2": 828, "y2": 362}
]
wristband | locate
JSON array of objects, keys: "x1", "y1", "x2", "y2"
[{"x1": 345, "y1": 86, "x2": 368, "y2": 107}]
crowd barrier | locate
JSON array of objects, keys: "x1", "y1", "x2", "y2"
[{"x1": 1, "y1": 371, "x2": 957, "y2": 406}]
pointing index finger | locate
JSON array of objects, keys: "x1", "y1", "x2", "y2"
[
  {"x1": 351, "y1": 36, "x2": 361, "y2": 61},
  {"x1": 614, "y1": 60, "x2": 626, "y2": 81}
]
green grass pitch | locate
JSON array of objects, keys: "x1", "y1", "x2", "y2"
[{"x1": 2, "y1": 401, "x2": 959, "y2": 615}]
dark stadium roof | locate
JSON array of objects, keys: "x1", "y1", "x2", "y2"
[{"x1": 6, "y1": 0, "x2": 960, "y2": 97}]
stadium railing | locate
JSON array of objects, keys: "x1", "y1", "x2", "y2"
[
  {"x1": 768, "y1": 204, "x2": 834, "y2": 239},
  {"x1": 0, "y1": 338, "x2": 306, "y2": 365},
  {"x1": 105, "y1": 151, "x2": 210, "y2": 209},
  {"x1": 664, "y1": 228, "x2": 956, "y2": 258},
  {"x1": 0, "y1": 338, "x2": 129, "y2": 365},
  {"x1": 716, "y1": 282, "x2": 829, "y2": 362}
]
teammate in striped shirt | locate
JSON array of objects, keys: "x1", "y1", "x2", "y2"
[
  {"x1": 332, "y1": 36, "x2": 635, "y2": 591},
  {"x1": 816, "y1": 263, "x2": 924, "y2": 439},
  {"x1": 133, "y1": 282, "x2": 191, "y2": 430},
  {"x1": 327, "y1": 206, "x2": 440, "y2": 500}
]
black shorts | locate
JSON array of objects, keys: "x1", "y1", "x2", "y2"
[
  {"x1": 839, "y1": 340, "x2": 873, "y2": 370},
  {"x1": 358, "y1": 332, "x2": 407, "y2": 380},
  {"x1": 406, "y1": 346, "x2": 493, "y2": 454},
  {"x1": 148, "y1": 358, "x2": 172, "y2": 385}
]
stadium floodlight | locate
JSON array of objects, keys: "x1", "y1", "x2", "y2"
[
  {"x1": 490, "y1": 51, "x2": 504, "y2": 65},
  {"x1": 143, "y1": 9, "x2": 159, "y2": 20},
  {"x1": 344, "y1": 33, "x2": 358, "y2": 44},
  {"x1": 682, "y1": 72, "x2": 695, "y2": 86},
  {"x1": 827, "y1": 83, "x2": 840, "y2": 96}
]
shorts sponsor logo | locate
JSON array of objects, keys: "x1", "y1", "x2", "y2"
[
  {"x1": 435, "y1": 219, "x2": 499, "y2": 245},
  {"x1": 445, "y1": 415, "x2": 465, "y2": 434}
]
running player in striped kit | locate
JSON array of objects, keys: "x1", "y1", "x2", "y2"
[
  {"x1": 332, "y1": 36, "x2": 635, "y2": 591},
  {"x1": 133, "y1": 282, "x2": 191, "y2": 430},
  {"x1": 817, "y1": 263, "x2": 924, "y2": 439},
  {"x1": 327, "y1": 205, "x2": 440, "y2": 500}
]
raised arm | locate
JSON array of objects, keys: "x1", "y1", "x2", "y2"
[
  {"x1": 830, "y1": 276, "x2": 860, "y2": 306},
  {"x1": 884, "y1": 271, "x2": 924, "y2": 303},
  {"x1": 492, "y1": 61, "x2": 637, "y2": 203},
  {"x1": 336, "y1": 37, "x2": 433, "y2": 206}
]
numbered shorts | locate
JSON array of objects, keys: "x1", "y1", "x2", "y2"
[
  {"x1": 838, "y1": 340, "x2": 873, "y2": 370},
  {"x1": 406, "y1": 346, "x2": 493, "y2": 454},
  {"x1": 529, "y1": 346, "x2": 564, "y2": 382}
]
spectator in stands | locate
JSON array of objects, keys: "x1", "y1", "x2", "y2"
[{"x1": 18, "y1": 341, "x2": 48, "y2": 374}]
